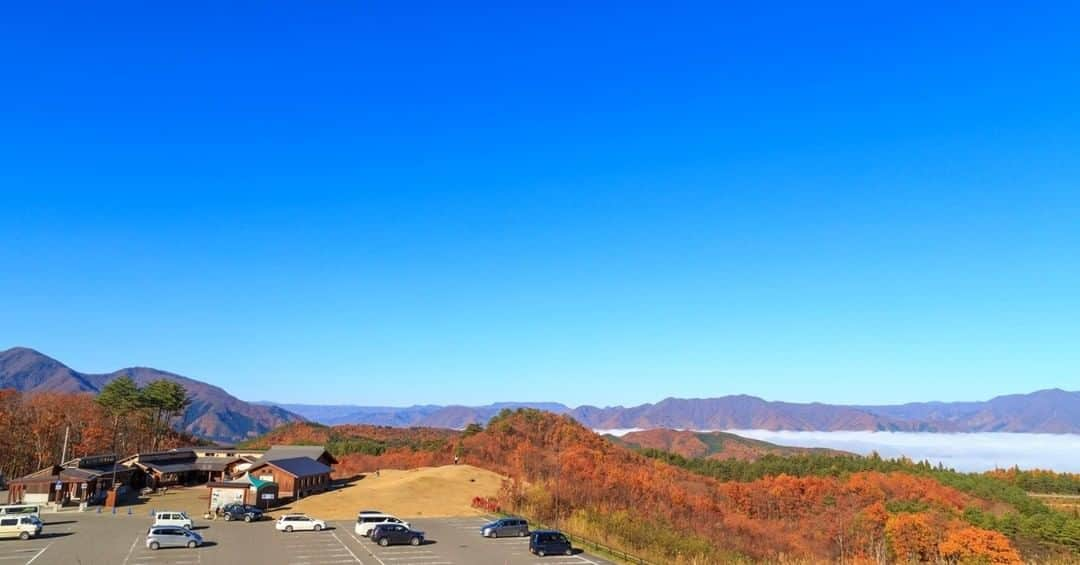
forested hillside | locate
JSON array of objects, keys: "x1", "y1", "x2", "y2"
[
  {"x1": 0, "y1": 386, "x2": 204, "y2": 480},
  {"x1": 246, "y1": 409, "x2": 1079, "y2": 563},
  {"x1": 609, "y1": 428, "x2": 849, "y2": 461}
]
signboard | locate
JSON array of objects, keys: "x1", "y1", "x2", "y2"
[
  {"x1": 260, "y1": 493, "x2": 275, "y2": 500},
  {"x1": 209, "y1": 487, "x2": 244, "y2": 510}
]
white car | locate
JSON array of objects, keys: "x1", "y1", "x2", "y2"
[
  {"x1": 276, "y1": 514, "x2": 327, "y2": 533},
  {"x1": 152, "y1": 511, "x2": 193, "y2": 530},
  {"x1": 355, "y1": 512, "x2": 409, "y2": 537},
  {"x1": 0, "y1": 515, "x2": 42, "y2": 540}
]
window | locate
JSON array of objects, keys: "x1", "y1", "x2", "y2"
[{"x1": 0, "y1": 518, "x2": 16, "y2": 526}]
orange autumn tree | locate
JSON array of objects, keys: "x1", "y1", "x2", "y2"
[
  {"x1": 939, "y1": 527, "x2": 1022, "y2": 565},
  {"x1": 886, "y1": 512, "x2": 939, "y2": 563}
]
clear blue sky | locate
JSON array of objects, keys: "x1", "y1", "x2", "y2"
[{"x1": 1, "y1": 2, "x2": 1078, "y2": 407}]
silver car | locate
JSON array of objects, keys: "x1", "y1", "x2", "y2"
[
  {"x1": 482, "y1": 517, "x2": 529, "y2": 538},
  {"x1": 146, "y1": 526, "x2": 203, "y2": 550}
]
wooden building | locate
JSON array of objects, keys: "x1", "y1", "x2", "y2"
[
  {"x1": 6, "y1": 454, "x2": 134, "y2": 505},
  {"x1": 119, "y1": 448, "x2": 262, "y2": 487},
  {"x1": 245, "y1": 457, "x2": 332, "y2": 500}
]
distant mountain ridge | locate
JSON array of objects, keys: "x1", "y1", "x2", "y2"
[
  {"x1": 0, "y1": 347, "x2": 303, "y2": 442},
  {"x1": 608, "y1": 429, "x2": 851, "y2": 461},
  {"x1": 265, "y1": 401, "x2": 571, "y2": 428},
  {"x1": 264, "y1": 389, "x2": 1080, "y2": 433}
]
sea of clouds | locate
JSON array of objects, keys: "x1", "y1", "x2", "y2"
[{"x1": 598, "y1": 429, "x2": 1080, "y2": 472}]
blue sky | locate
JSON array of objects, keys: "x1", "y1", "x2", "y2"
[{"x1": 1, "y1": 2, "x2": 1078, "y2": 407}]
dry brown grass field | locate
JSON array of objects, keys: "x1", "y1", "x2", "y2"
[{"x1": 285, "y1": 464, "x2": 505, "y2": 519}]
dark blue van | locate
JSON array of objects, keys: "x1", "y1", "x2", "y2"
[{"x1": 529, "y1": 530, "x2": 573, "y2": 557}]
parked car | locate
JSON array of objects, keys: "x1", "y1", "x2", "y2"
[
  {"x1": 0, "y1": 515, "x2": 41, "y2": 540},
  {"x1": 221, "y1": 503, "x2": 264, "y2": 522},
  {"x1": 147, "y1": 526, "x2": 203, "y2": 550},
  {"x1": 152, "y1": 511, "x2": 193, "y2": 529},
  {"x1": 276, "y1": 514, "x2": 326, "y2": 532},
  {"x1": 530, "y1": 530, "x2": 574, "y2": 557},
  {"x1": 371, "y1": 523, "x2": 425, "y2": 547},
  {"x1": 481, "y1": 517, "x2": 529, "y2": 538},
  {"x1": 355, "y1": 512, "x2": 409, "y2": 536}
]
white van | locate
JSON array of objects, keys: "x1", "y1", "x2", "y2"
[
  {"x1": 152, "y1": 511, "x2": 193, "y2": 529},
  {"x1": 0, "y1": 505, "x2": 40, "y2": 518},
  {"x1": 355, "y1": 512, "x2": 409, "y2": 537},
  {"x1": 0, "y1": 515, "x2": 42, "y2": 540}
]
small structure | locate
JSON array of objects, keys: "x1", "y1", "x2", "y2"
[
  {"x1": 206, "y1": 473, "x2": 278, "y2": 511},
  {"x1": 245, "y1": 457, "x2": 332, "y2": 501}
]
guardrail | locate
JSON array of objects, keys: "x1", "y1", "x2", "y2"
[
  {"x1": 488, "y1": 512, "x2": 656, "y2": 565},
  {"x1": 558, "y1": 530, "x2": 657, "y2": 565}
]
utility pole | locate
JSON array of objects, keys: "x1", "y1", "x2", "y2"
[
  {"x1": 60, "y1": 425, "x2": 70, "y2": 465},
  {"x1": 554, "y1": 438, "x2": 560, "y2": 530}
]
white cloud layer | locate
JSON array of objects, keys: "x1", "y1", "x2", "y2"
[{"x1": 597, "y1": 429, "x2": 1080, "y2": 473}]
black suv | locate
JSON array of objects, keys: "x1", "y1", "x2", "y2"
[
  {"x1": 530, "y1": 530, "x2": 573, "y2": 557},
  {"x1": 221, "y1": 503, "x2": 264, "y2": 522},
  {"x1": 370, "y1": 523, "x2": 425, "y2": 547}
]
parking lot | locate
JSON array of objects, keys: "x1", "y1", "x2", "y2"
[{"x1": 0, "y1": 513, "x2": 615, "y2": 565}]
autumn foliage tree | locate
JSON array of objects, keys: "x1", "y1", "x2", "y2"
[
  {"x1": 885, "y1": 512, "x2": 939, "y2": 562},
  {"x1": 940, "y1": 527, "x2": 1023, "y2": 564},
  {"x1": 0, "y1": 386, "x2": 199, "y2": 481}
]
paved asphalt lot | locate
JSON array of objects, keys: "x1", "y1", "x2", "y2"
[{"x1": 0, "y1": 513, "x2": 615, "y2": 565}]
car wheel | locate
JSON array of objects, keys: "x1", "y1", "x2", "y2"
[
  {"x1": 314, "y1": 524, "x2": 322, "y2": 531},
  {"x1": 244, "y1": 515, "x2": 252, "y2": 523},
  {"x1": 565, "y1": 548, "x2": 574, "y2": 556},
  {"x1": 490, "y1": 530, "x2": 498, "y2": 538},
  {"x1": 184, "y1": 524, "x2": 192, "y2": 529},
  {"x1": 150, "y1": 542, "x2": 160, "y2": 551},
  {"x1": 410, "y1": 537, "x2": 421, "y2": 546},
  {"x1": 285, "y1": 525, "x2": 293, "y2": 533},
  {"x1": 19, "y1": 532, "x2": 29, "y2": 540},
  {"x1": 224, "y1": 514, "x2": 232, "y2": 521},
  {"x1": 378, "y1": 537, "x2": 389, "y2": 546},
  {"x1": 520, "y1": 530, "x2": 528, "y2": 537},
  {"x1": 187, "y1": 541, "x2": 197, "y2": 549},
  {"x1": 538, "y1": 550, "x2": 546, "y2": 557}
]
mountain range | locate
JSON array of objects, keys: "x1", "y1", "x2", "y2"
[
  {"x1": 0, "y1": 347, "x2": 302, "y2": 442},
  {"x1": 265, "y1": 389, "x2": 1080, "y2": 433},
  {"x1": 4, "y1": 346, "x2": 1078, "y2": 439}
]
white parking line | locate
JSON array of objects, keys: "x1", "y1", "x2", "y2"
[
  {"x1": 329, "y1": 531, "x2": 364, "y2": 563},
  {"x1": 121, "y1": 535, "x2": 141, "y2": 565},
  {"x1": 350, "y1": 532, "x2": 388, "y2": 565}
]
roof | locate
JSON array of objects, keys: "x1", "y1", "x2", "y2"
[
  {"x1": 206, "y1": 480, "x2": 251, "y2": 489},
  {"x1": 10, "y1": 466, "x2": 101, "y2": 484},
  {"x1": 143, "y1": 456, "x2": 240, "y2": 475},
  {"x1": 262, "y1": 445, "x2": 338, "y2": 465},
  {"x1": 249, "y1": 457, "x2": 331, "y2": 479},
  {"x1": 246, "y1": 473, "x2": 271, "y2": 489}
]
